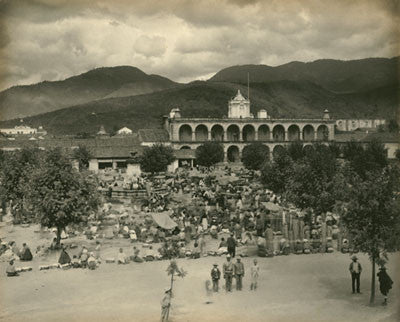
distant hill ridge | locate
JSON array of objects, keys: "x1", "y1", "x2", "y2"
[
  {"x1": 209, "y1": 57, "x2": 399, "y2": 93},
  {"x1": 0, "y1": 57, "x2": 398, "y2": 134},
  {"x1": 0, "y1": 66, "x2": 180, "y2": 120}
]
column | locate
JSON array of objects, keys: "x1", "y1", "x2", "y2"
[
  {"x1": 191, "y1": 131, "x2": 196, "y2": 142},
  {"x1": 224, "y1": 130, "x2": 227, "y2": 142},
  {"x1": 112, "y1": 161, "x2": 117, "y2": 170},
  {"x1": 269, "y1": 130, "x2": 273, "y2": 141},
  {"x1": 284, "y1": 131, "x2": 288, "y2": 142},
  {"x1": 314, "y1": 130, "x2": 317, "y2": 141},
  {"x1": 207, "y1": 130, "x2": 211, "y2": 141},
  {"x1": 255, "y1": 130, "x2": 258, "y2": 141},
  {"x1": 239, "y1": 130, "x2": 243, "y2": 142},
  {"x1": 299, "y1": 130, "x2": 303, "y2": 141}
]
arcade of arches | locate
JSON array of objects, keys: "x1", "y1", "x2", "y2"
[{"x1": 177, "y1": 123, "x2": 330, "y2": 142}]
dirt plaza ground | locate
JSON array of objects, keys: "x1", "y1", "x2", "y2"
[{"x1": 0, "y1": 225, "x2": 399, "y2": 322}]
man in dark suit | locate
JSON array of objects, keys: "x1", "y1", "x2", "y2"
[
  {"x1": 349, "y1": 255, "x2": 362, "y2": 294},
  {"x1": 227, "y1": 233, "x2": 236, "y2": 258}
]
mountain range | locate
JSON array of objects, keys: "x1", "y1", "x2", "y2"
[{"x1": 0, "y1": 57, "x2": 398, "y2": 135}]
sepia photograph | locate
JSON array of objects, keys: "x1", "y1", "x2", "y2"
[{"x1": 0, "y1": 0, "x2": 399, "y2": 321}]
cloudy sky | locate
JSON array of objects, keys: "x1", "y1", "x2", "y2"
[{"x1": 0, "y1": 0, "x2": 398, "y2": 90}]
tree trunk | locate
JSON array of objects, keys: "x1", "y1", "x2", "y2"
[
  {"x1": 166, "y1": 272, "x2": 174, "y2": 321},
  {"x1": 370, "y1": 256, "x2": 376, "y2": 305},
  {"x1": 56, "y1": 227, "x2": 62, "y2": 245}
]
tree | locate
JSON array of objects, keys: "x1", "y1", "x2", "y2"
[
  {"x1": 260, "y1": 148, "x2": 293, "y2": 194},
  {"x1": 387, "y1": 119, "x2": 399, "y2": 133},
  {"x1": 241, "y1": 143, "x2": 270, "y2": 170},
  {"x1": 73, "y1": 145, "x2": 92, "y2": 171},
  {"x1": 343, "y1": 140, "x2": 388, "y2": 179},
  {"x1": 339, "y1": 166, "x2": 400, "y2": 305},
  {"x1": 287, "y1": 141, "x2": 304, "y2": 161},
  {"x1": 27, "y1": 148, "x2": 101, "y2": 244},
  {"x1": 0, "y1": 148, "x2": 42, "y2": 223},
  {"x1": 286, "y1": 144, "x2": 339, "y2": 214},
  {"x1": 140, "y1": 144, "x2": 175, "y2": 173},
  {"x1": 165, "y1": 260, "x2": 187, "y2": 321},
  {"x1": 195, "y1": 142, "x2": 224, "y2": 167},
  {"x1": 395, "y1": 149, "x2": 400, "y2": 161}
]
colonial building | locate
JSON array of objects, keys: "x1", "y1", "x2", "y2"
[
  {"x1": 164, "y1": 90, "x2": 336, "y2": 162},
  {"x1": 335, "y1": 119, "x2": 386, "y2": 131}
]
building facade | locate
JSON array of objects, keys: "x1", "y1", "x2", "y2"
[
  {"x1": 335, "y1": 119, "x2": 386, "y2": 131},
  {"x1": 165, "y1": 90, "x2": 336, "y2": 162}
]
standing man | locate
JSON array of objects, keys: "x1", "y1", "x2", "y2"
[
  {"x1": 227, "y1": 233, "x2": 236, "y2": 258},
  {"x1": 250, "y1": 259, "x2": 260, "y2": 291},
  {"x1": 223, "y1": 254, "x2": 234, "y2": 292},
  {"x1": 211, "y1": 263, "x2": 221, "y2": 292},
  {"x1": 234, "y1": 258, "x2": 245, "y2": 291},
  {"x1": 161, "y1": 287, "x2": 171, "y2": 322},
  {"x1": 349, "y1": 255, "x2": 362, "y2": 294}
]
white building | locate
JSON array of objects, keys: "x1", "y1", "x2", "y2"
[
  {"x1": 0, "y1": 125, "x2": 37, "y2": 135},
  {"x1": 116, "y1": 127, "x2": 133, "y2": 135},
  {"x1": 336, "y1": 119, "x2": 386, "y2": 131}
]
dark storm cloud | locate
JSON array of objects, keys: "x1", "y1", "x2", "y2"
[{"x1": 0, "y1": 0, "x2": 399, "y2": 90}]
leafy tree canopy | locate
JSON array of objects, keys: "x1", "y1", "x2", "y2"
[
  {"x1": 140, "y1": 144, "x2": 175, "y2": 173},
  {"x1": 241, "y1": 143, "x2": 270, "y2": 170},
  {"x1": 195, "y1": 142, "x2": 224, "y2": 167},
  {"x1": 27, "y1": 148, "x2": 101, "y2": 243},
  {"x1": 73, "y1": 145, "x2": 93, "y2": 170}
]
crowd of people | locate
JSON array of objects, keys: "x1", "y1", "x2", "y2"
[{"x1": 1, "y1": 166, "x2": 395, "y2": 306}]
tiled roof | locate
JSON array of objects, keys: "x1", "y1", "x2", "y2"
[
  {"x1": 138, "y1": 129, "x2": 169, "y2": 142},
  {"x1": 361, "y1": 132, "x2": 400, "y2": 143},
  {"x1": 0, "y1": 137, "x2": 143, "y2": 158}
]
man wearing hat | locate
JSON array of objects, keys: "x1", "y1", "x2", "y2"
[
  {"x1": 160, "y1": 287, "x2": 171, "y2": 322},
  {"x1": 223, "y1": 255, "x2": 234, "y2": 292},
  {"x1": 349, "y1": 255, "x2": 362, "y2": 294},
  {"x1": 210, "y1": 263, "x2": 221, "y2": 292},
  {"x1": 234, "y1": 258, "x2": 245, "y2": 291}
]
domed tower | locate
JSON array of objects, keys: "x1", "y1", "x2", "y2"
[{"x1": 228, "y1": 90, "x2": 250, "y2": 118}]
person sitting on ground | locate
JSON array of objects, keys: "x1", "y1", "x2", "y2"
[
  {"x1": 19, "y1": 243, "x2": 33, "y2": 261},
  {"x1": 131, "y1": 246, "x2": 144, "y2": 263},
  {"x1": 87, "y1": 252, "x2": 97, "y2": 270},
  {"x1": 71, "y1": 255, "x2": 80, "y2": 268},
  {"x1": 118, "y1": 248, "x2": 128, "y2": 264},
  {"x1": 6, "y1": 259, "x2": 18, "y2": 277},
  {"x1": 10, "y1": 242, "x2": 20, "y2": 257},
  {"x1": 58, "y1": 245, "x2": 71, "y2": 265},
  {"x1": 80, "y1": 248, "x2": 89, "y2": 267}
]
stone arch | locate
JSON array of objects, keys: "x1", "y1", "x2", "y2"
[
  {"x1": 180, "y1": 146, "x2": 191, "y2": 150},
  {"x1": 242, "y1": 124, "x2": 255, "y2": 142},
  {"x1": 211, "y1": 124, "x2": 224, "y2": 141},
  {"x1": 227, "y1": 124, "x2": 240, "y2": 142},
  {"x1": 272, "y1": 145, "x2": 285, "y2": 158},
  {"x1": 273, "y1": 124, "x2": 285, "y2": 141},
  {"x1": 195, "y1": 124, "x2": 208, "y2": 141},
  {"x1": 179, "y1": 124, "x2": 193, "y2": 142},
  {"x1": 302, "y1": 125, "x2": 315, "y2": 141},
  {"x1": 317, "y1": 124, "x2": 329, "y2": 141},
  {"x1": 288, "y1": 124, "x2": 300, "y2": 141},
  {"x1": 258, "y1": 125, "x2": 270, "y2": 141},
  {"x1": 227, "y1": 145, "x2": 240, "y2": 162}
]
